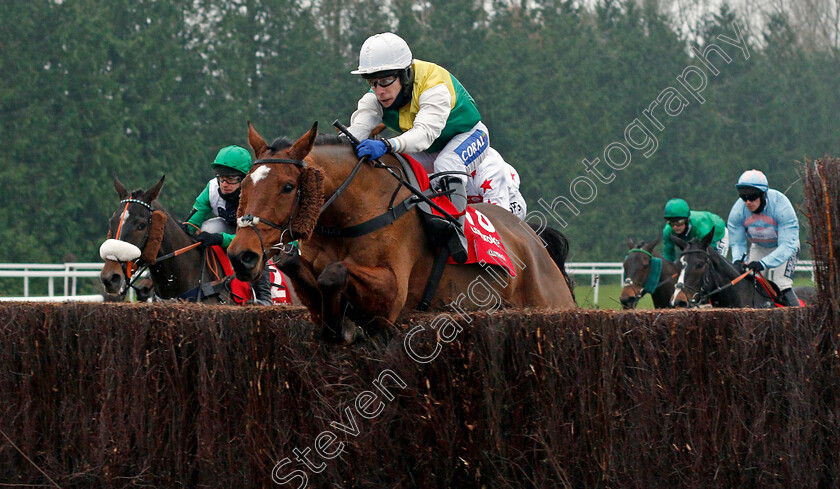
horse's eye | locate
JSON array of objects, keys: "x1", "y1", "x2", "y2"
[
  {"x1": 281, "y1": 183, "x2": 295, "y2": 194},
  {"x1": 137, "y1": 222, "x2": 147, "y2": 230},
  {"x1": 694, "y1": 262, "x2": 703, "y2": 269}
]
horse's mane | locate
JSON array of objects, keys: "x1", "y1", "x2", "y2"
[{"x1": 267, "y1": 133, "x2": 353, "y2": 152}]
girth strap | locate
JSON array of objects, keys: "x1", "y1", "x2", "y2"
[{"x1": 417, "y1": 247, "x2": 451, "y2": 311}]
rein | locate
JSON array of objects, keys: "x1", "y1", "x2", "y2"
[{"x1": 111, "y1": 198, "x2": 205, "y2": 296}]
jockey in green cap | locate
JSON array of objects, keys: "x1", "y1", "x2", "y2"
[
  {"x1": 184, "y1": 145, "x2": 272, "y2": 305},
  {"x1": 662, "y1": 198, "x2": 728, "y2": 262}
]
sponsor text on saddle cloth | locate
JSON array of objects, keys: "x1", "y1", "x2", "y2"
[
  {"x1": 209, "y1": 245, "x2": 292, "y2": 304},
  {"x1": 403, "y1": 154, "x2": 517, "y2": 277}
]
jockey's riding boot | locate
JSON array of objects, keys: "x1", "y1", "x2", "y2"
[
  {"x1": 441, "y1": 176, "x2": 469, "y2": 264},
  {"x1": 251, "y1": 269, "x2": 273, "y2": 306},
  {"x1": 778, "y1": 287, "x2": 800, "y2": 307}
]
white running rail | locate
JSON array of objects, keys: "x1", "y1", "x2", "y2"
[
  {"x1": 0, "y1": 260, "x2": 818, "y2": 304},
  {"x1": 565, "y1": 260, "x2": 815, "y2": 305}
]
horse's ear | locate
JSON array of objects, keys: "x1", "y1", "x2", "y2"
[
  {"x1": 645, "y1": 235, "x2": 661, "y2": 251},
  {"x1": 701, "y1": 228, "x2": 715, "y2": 248},
  {"x1": 144, "y1": 175, "x2": 166, "y2": 204},
  {"x1": 288, "y1": 122, "x2": 318, "y2": 161},
  {"x1": 291, "y1": 166, "x2": 324, "y2": 240},
  {"x1": 248, "y1": 121, "x2": 267, "y2": 157},
  {"x1": 114, "y1": 176, "x2": 129, "y2": 200},
  {"x1": 626, "y1": 237, "x2": 635, "y2": 249},
  {"x1": 670, "y1": 234, "x2": 688, "y2": 250}
]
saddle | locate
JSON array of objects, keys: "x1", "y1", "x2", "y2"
[{"x1": 394, "y1": 153, "x2": 516, "y2": 276}]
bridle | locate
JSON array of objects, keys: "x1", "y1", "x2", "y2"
[
  {"x1": 111, "y1": 198, "x2": 155, "y2": 294},
  {"x1": 675, "y1": 248, "x2": 753, "y2": 307},
  {"x1": 236, "y1": 158, "x2": 308, "y2": 260},
  {"x1": 237, "y1": 127, "x2": 466, "y2": 259},
  {"x1": 622, "y1": 248, "x2": 673, "y2": 303},
  {"x1": 110, "y1": 198, "x2": 201, "y2": 296}
]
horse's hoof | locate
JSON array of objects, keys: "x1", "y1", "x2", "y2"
[
  {"x1": 340, "y1": 322, "x2": 366, "y2": 346},
  {"x1": 319, "y1": 319, "x2": 360, "y2": 345}
]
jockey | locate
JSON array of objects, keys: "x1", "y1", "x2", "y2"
[
  {"x1": 184, "y1": 145, "x2": 272, "y2": 305},
  {"x1": 727, "y1": 169, "x2": 801, "y2": 306},
  {"x1": 662, "y1": 198, "x2": 728, "y2": 262},
  {"x1": 346, "y1": 32, "x2": 504, "y2": 263}
]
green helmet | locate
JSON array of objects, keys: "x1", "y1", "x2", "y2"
[
  {"x1": 211, "y1": 145, "x2": 252, "y2": 176},
  {"x1": 664, "y1": 198, "x2": 690, "y2": 219}
]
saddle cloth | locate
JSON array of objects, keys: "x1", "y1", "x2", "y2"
[{"x1": 401, "y1": 154, "x2": 517, "y2": 277}]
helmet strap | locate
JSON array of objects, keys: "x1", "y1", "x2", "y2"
[
  {"x1": 754, "y1": 193, "x2": 767, "y2": 213},
  {"x1": 400, "y1": 65, "x2": 414, "y2": 96},
  {"x1": 382, "y1": 66, "x2": 413, "y2": 110}
]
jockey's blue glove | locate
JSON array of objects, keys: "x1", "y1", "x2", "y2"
[
  {"x1": 356, "y1": 139, "x2": 388, "y2": 160},
  {"x1": 196, "y1": 232, "x2": 224, "y2": 248},
  {"x1": 746, "y1": 261, "x2": 764, "y2": 273}
]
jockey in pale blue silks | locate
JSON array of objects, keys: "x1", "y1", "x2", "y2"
[{"x1": 726, "y1": 169, "x2": 801, "y2": 306}]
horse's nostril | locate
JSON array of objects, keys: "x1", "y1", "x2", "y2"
[
  {"x1": 101, "y1": 273, "x2": 122, "y2": 292},
  {"x1": 239, "y1": 251, "x2": 260, "y2": 269}
]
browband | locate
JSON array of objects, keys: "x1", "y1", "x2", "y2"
[
  {"x1": 254, "y1": 158, "x2": 306, "y2": 167},
  {"x1": 119, "y1": 198, "x2": 154, "y2": 212}
]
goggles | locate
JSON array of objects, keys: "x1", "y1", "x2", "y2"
[
  {"x1": 366, "y1": 75, "x2": 399, "y2": 89},
  {"x1": 217, "y1": 175, "x2": 243, "y2": 185},
  {"x1": 739, "y1": 191, "x2": 762, "y2": 202}
]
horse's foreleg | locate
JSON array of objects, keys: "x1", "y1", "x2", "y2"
[
  {"x1": 317, "y1": 262, "x2": 402, "y2": 344},
  {"x1": 317, "y1": 262, "x2": 351, "y2": 343},
  {"x1": 274, "y1": 250, "x2": 321, "y2": 315}
]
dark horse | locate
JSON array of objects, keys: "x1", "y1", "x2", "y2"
[
  {"x1": 227, "y1": 122, "x2": 576, "y2": 343},
  {"x1": 100, "y1": 176, "x2": 236, "y2": 303},
  {"x1": 620, "y1": 237, "x2": 679, "y2": 309},
  {"x1": 670, "y1": 230, "x2": 815, "y2": 308}
]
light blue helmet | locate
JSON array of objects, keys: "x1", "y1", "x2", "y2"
[{"x1": 735, "y1": 169, "x2": 769, "y2": 193}]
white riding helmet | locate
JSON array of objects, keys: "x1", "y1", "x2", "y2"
[
  {"x1": 351, "y1": 33, "x2": 413, "y2": 76},
  {"x1": 735, "y1": 169, "x2": 769, "y2": 192}
]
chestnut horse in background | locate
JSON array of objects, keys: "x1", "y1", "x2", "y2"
[{"x1": 227, "y1": 122, "x2": 576, "y2": 343}]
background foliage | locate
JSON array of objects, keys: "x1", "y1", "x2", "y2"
[{"x1": 1, "y1": 0, "x2": 837, "y2": 263}]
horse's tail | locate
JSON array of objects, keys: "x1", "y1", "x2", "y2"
[{"x1": 527, "y1": 221, "x2": 576, "y2": 303}]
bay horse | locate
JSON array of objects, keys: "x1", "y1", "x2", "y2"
[
  {"x1": 620, "y1": 237, "x2": 679, "y2": 309},
  {"x1": 669, "y1": 230, "x2": 814, "y2": 308},
  {"x1": 99, "y1": 176, "x2": 237, "y2": 303},
  {"x1": 227, "y1": 122, "x2": 576, "y2": 343}
]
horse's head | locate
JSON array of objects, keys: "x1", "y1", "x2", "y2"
[
  {"x1": 134, "y1": 277, "x2": 155, "y2": 302},
  {"x1": 228, "y1": 122, "x2": 325, "y2": 281},
  {"x1": 99, "y1": 175, "x2": 167, "y2": 294},
  {"x1": 620, "y1": 236, "x2": 660, "y2": 309},
  {"x1": 670, "y1": 229, "x2": 716, "y2": 307}
]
